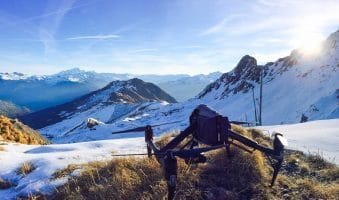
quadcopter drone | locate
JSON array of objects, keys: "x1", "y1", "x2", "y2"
[{"x1": 112, "y1": 104, "x2": 286, "y2": 200}]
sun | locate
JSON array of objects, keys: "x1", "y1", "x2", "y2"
[
  {"x1": 292, "y1": 27, "x2": 324, "y2": 57},
  {"x1": 297, "y1": 36, "x2": 323, "y2": 56}
]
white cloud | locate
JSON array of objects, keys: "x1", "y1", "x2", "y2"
[
  {"x1": 67, "y1": 34, "x2": 120, "y2": 40},
  {"x1": 128, "y1": 48, "x2": 158, "y2": 53},
  {"x1": 201, "y1": 0, "x2": 339, "y2": 37}
]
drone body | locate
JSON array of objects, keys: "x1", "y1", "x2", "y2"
[{"x1": 112, "y1": 104, "x2": 286, "y2": 199}]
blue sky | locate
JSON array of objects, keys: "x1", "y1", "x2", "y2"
[{"x1": 0, "y1": 0, "x2": 338, "y2": 75}]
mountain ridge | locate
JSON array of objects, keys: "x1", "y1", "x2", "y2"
[{"x1": 20, "y1": 78, "x2": 176, "y2": 130}]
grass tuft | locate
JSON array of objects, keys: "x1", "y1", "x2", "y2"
[
  {"x1": 52, "y1": 164, "x2": 82, "y2": 179},
  {"x1": 17, "y1": 162, "x2": 36, "y2": 176},
  {"x1": 0, "y1": 177, "x2": 12, "y2": 189}
]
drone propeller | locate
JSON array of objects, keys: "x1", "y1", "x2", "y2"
[
  {"x1": 112, "y1": 120, "x2": 252, "y2": 135},
  {"x1": 112, "y1": 121, "x2": 181, "y2": 135},
  {"x1": 229, "y1": 121, "x2": 252, "y2": 125}
]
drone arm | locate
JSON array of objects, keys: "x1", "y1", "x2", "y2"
[
  {"x1": 228, "y1": 130, "x2": 275, "y2": 155},
  {"x1": 161, "y1": 125, "x2": 194, "y2": 152},
  {"x1": 173, "y1": 144, "x2": 225, "y2": 158}
]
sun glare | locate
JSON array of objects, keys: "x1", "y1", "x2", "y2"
[
  {"x1": 298, "y1": 38, "x2": 323, "y2": 56},
  {"x1": 292, "y1": 27, "x2": 324, "y2": 57}
]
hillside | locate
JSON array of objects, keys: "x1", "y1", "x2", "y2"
[
  {"x1": 0, "y1": 115, "x2": 49, "y2": 145},
  {"x1": 20, "y1": 78, "x2": 177, "y2": 132},
  {"x1": 0, "y1": 100, "x2": 30, "y2": 118},
  {"x1": 0, "y1": 124, "x2": 337, "y2": 199}
]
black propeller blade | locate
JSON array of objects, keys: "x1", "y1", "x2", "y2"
[
  {"x1": 112, "y1": 126, "x2": 147, "y2": 134},
  {"x1": 112, "y1": 121, "x2": 181, "y2": 135},
  {"x1": 229, "y1": 121, "x2": 252, "y2": 125}
]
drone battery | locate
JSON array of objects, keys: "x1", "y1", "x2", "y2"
[{"x1": 194, "y1": 104, "x2": 231, "y2": 145}]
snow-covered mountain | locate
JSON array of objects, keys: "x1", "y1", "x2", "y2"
[
  {"x1": 20, "y1": 78, "x2": 176, "y2": 132},
  {"x1": 157, "y1": 72, "x2": 222, "y2": 101},
  {"x1": 36, "y1": 30, "x2": 339, "y2": 144},
  {"x1": 198, "y1": 30, "x2": 339, "y2": 124},
  {"x1": 0, "y1": 68, "x2": 218, "y2": 111}
]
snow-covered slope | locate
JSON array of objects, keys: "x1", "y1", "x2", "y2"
[
  {"x1": 258, "y1": 119, "x2": 339, "y2": 164},
  {"x1": 157, "y1": 72, "x2": 222, "y2": 101},
  {"x1": 0, "y1": 137, "x2": 146, "y2": 199}
]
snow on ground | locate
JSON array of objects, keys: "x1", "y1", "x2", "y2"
[
  {"x1": 0, "y1": 137, "x2": 146, "y2": 199},
  {"x1": 0, "y1": 119, "x2": 338, "y2": 199},
  {"x1": 258, "y1": 119, "x2": 339, "y2": 164}
]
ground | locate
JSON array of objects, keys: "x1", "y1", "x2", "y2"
[{"x1": 0, "y1": 119, "x2": 338, "y2": 199}]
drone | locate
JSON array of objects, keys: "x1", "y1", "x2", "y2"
[{"x1": 112, "y1": 104, "x2": 286, "y2": 200}]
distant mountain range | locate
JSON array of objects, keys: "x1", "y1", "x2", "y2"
[
  {"x1": 157, "y1": 72, "x2": 222, "y2": 101},
  {"x1": 0, "y1": 69, "x2": 221, "y2": 111},
  {"x1": 33, "y1": 30, "x2": 339, "y2": 143}
]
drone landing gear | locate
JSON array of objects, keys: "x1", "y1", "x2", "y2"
[
  {"x1": 164, "y1": 153, "x2": 178, "y2": 200},
  {"x1": 225, "y1": 143, "x2": 232, "y2": 158}
]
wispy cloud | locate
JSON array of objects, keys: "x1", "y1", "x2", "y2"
[
  {"x1": 67, "y1": 34, "x2": 120, "y2": 40},
  {"x1": 171, "y1": 45, "x2": 203, "y2": 50},
  {"x1": 200, "y1": 0, "x2": 339, "y2": 37},
  {"x1": 200, "y1": 15, "x2": 242, "y2": 36},
  {"x1": 22, "y1": 1, "x2": 98, "y2": 23},
  {"x1": 128, "y1": 48, "x2": 158, "y2": 53},
  {"x1": 39, "y1": 0, "x2": 77, "y2": 53}
]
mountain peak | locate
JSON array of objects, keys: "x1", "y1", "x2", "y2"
[
  {"x1": 198, "y1": 55, "x2": 260, "y2": 98},
  {"x1": 323, "y1": 29, "x2": 339, "y2": 51},
  {"x1": 233, "y1": 55, "x2": 257, "y2": 75},
  {"x1": 57, "y1": 68, "x2": 85, "y2": 75},
  {"x1": 127, "y1": 78, "x2": 144, "y2": 84}
]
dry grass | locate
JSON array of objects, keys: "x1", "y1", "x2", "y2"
[
  {"x1": 37, "y1": 125, "x2": 339, "y2": 199},
  {"x1": 17, "y1": 162, "x2": 36, "y2": 176},
  {"x1": 52, "y1": 164, "x2": 82, "y2": 179},
  {"x1": 0, "y1": 177, "x2": 12, "y2": 189},
  {"x1": 0, "y1": 146, "x2": 5, "y2": 151},
  {"x1": 0, "y1": 115, "x2": 49, "y2": 145}
]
